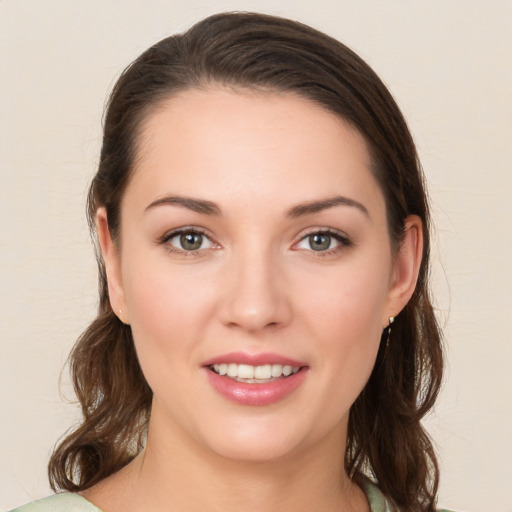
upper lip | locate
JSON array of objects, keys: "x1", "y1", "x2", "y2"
[{"x1": 202, "y1": 352, "x2": 307, "y2": 368}]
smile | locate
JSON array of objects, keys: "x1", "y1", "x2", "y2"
[
  {"x1": 210, "y1": 363, "x2": 301, "y2": 383},
  {"x1": 204, "y1": 358, "x2": 308, "y2": 406}
]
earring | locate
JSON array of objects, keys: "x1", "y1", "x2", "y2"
[{"x1": 386, "y1": 316, "x2": 395, "y2": 348}]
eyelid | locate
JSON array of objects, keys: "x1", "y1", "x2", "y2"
[
  {"x1": 292, "y1": 227, "x2": 353, "y2": 254},
  {"x1": 296, "y1": 227, "x2": 351, "y2": 242},
  {"x1": 158, "y1": 226, "x2": 220, "y2": 253}
]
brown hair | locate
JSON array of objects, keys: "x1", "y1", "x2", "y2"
[{"x1": 49, "y1": 12, "x2": 443, "y2": 511}]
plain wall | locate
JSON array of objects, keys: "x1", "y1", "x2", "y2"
[{"x1": 1, "y1": 0, "x2": 511, "y2": 510}]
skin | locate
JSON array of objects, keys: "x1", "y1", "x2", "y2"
[{"x1": 85, "y1": 88, "x2": 423, "y2": 512}]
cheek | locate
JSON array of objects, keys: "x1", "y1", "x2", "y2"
[
  {"x1": 300, "y1": 256, "x2": 391, "y2": 337},
  {"x1": 120, "y1": 250, "x2": 220, "y2": 376},
  {"x1": 296, "y1": 256, "x2": 391, "y2": 394},
  {"x1": 124, "y1": 247, "x2": 214, "y2": 325},
  {"x1": 122, "y1": 262, "x2": 216, "y2": 411}
]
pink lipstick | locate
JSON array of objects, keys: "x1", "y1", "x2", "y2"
[{"x1": 202, "y1": 352, "x2": 308, "y2": 406}]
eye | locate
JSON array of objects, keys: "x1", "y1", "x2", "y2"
[
  {"x1": 294, "y1": 229, "x2": 350, "y2": 254},
  {"x1": 304, "y1": 233, "x2": 334, "y2": 251},
  {"x1": 164, "y1": 229, "x2": 214, "y2": 252}
]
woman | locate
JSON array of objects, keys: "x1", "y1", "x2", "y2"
[{"x1": 12, "y1": 12, "x2": 447, "y2": 512}]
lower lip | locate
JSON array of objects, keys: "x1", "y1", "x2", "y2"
[{"x1": 204, "y1": 368, "x2": 308, "y2": 406}]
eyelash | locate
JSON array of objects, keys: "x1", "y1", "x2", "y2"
[
  {"x1": 294, "y1": 228, "x2": 353, "y2": 257},
  {"x1": 158, "y1": 227, "x2": 216, "y2": 256},
  {"x1": 157, "y1": 227, "x2": 352, "y2": 257}
]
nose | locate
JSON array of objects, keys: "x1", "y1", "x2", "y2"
[{"x1": 219, "y1": 247, "x2": 292, "y2": 333}]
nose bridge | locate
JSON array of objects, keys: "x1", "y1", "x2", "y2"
[{"x1": 221, "y1": 238, "x2": 291, "y2": 332}]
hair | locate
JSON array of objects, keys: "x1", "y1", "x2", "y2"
[{"x1": 48, "y1": 12, "x2": 443, "y2": 512}]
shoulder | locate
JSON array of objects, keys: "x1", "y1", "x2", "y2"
[
  {"x1": 360, "y1": 477, "x2": 397, "y2": 512},
  {"x1": 359, "y1": 476, "x2": 457, "y2": 512},
  {"x1": 9, "y1": 493, "x2": 102, "y2": 512}
]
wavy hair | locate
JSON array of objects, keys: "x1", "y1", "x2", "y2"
[{"x1": 49, "y1": 12, "x2": 443, "y2": 512}]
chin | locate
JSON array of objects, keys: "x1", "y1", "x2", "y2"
[
  {"x1": 208, "y1": 436, "x2": 302, "y2": 464},
  {"x1": 195, "y1": 414, "x2": 335, "y2": 464}
]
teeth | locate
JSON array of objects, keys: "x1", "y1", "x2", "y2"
[
  {"x1": 254, "y1": 364, "x2": 271, "y2": 379},
  {"x1": 283, "y1": 365, "x2": 293, "y2": 376},
  {"x1": 227, "y1": 363, "x2": 238, "y2": 377},
  {"x1": 212, "y1": 363, "x2": 300, "y2": 381},
  {"x1": 238, "y1": 364, "x2": 254, "y2": 379},
  {"x1": 271, "y1": 364, "x2": 283, "y2": 377}
]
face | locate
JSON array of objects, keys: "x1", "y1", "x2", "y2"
[{"x1": 99, "y1": 88, "x2": 421, "y2": 463}]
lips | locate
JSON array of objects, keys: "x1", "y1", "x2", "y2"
[{"x1": 203, "y1": 352, "x2": 308, "y2": 406}]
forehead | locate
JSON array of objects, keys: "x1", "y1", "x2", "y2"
[
  {"x1": 127, "y1": 87, "x2": 384, "y2": 217},
  {"x1": 137, "y1": 87, "x2": 366, "y2": 160}
]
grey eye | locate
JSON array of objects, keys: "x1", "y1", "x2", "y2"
[
  {"x1": 167, "y1": 231, "x2": 213, "y2": 251},
  {"x1": 308, "y1": 233, "x2": 332, "y2": 251},
  {"x1": 295, "y1": 230, "x2": 347, "y2": 253}
]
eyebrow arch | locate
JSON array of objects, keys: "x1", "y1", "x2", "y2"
[
  {"x1": 145, "y1": 195, "x2": 222, "y2": 215},
  {"x1": 286, "y1": 196, "x2": 369, "y2": 218}
]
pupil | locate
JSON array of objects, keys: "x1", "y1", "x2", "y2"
[
  {"x1": 180, "y1": 233, "x2": 202, "y2": 250},
  {"x1": 310, "y1": 233, "x2": 330, "y2": 251}
]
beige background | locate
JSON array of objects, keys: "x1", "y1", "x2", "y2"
[{"x1": 1, "y1": 1, "x2": 511, "y2": 510}]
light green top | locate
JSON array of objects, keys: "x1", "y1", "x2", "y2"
[
  {"x1": 10, "y1": 480, "x2": 453, "y2": 511},
  {"x1": 9, "y1": 492, "x2": 101, "y2": 512}
]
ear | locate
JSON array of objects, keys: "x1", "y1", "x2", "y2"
[
  {"x1": 97, "y1": 207, "x2": 129, "y2": 324},
  {"x1": 384, "y1": 215, "x2": 423, "y2": 325}
]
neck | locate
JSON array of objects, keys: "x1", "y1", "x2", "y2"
[{"x1": 83, "y1": 414, "x2": 369, "y2": 512}]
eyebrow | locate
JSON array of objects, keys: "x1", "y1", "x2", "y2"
[
  {"x1": 145, "y1": 196, "x2": 222, "y2": 215},
  {"x1": 286, "y1": 196, "x2": 369, "y2": 218},
  {"x1": 144, "y1": 194, "x2": 369, "y2": 218}
]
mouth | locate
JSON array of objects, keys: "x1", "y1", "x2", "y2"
[
  {"x1": 209, "y1": 363, "x2": 301, "y2": 383},
  {"x1": 203, "y1": 354, "x2": 309, "y2": 406}
]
